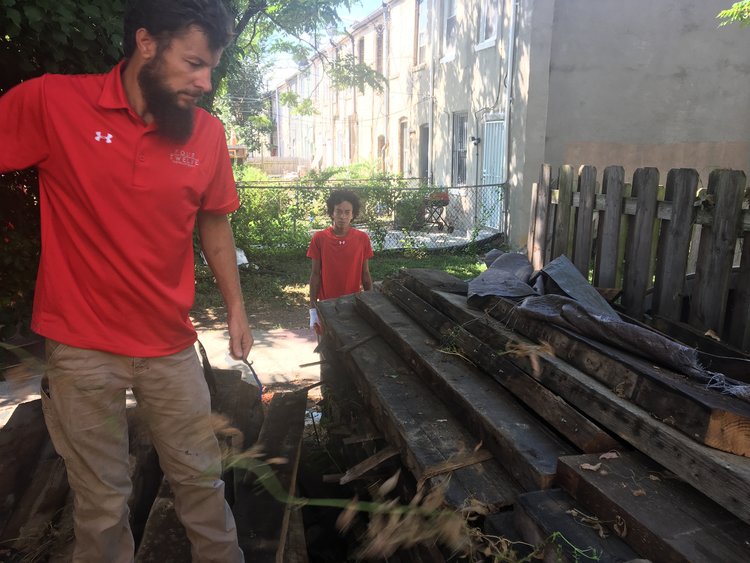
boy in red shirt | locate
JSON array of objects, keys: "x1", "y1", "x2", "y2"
[{"x1": 307, "y1": 190, "x2": 374, "y2": 331}]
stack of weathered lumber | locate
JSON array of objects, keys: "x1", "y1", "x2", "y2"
[
  {"x1": 0, "y1": 369, "x2": 310, "y2": 562},
  {"x1": 317, "y1": 268, "x2": 750, "y2": 562}
]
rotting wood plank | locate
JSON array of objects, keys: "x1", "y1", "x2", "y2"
[
  {"x1": 557, "y1": 451, "x2": 750, "y2": 563},
  {"x1": 354, "y1": 290, "x2": 572, "y2": 491},
  {"x1": 0, "y1": 400, "x2": 48, "y2": 537},
  {"x1": 318, "y1": 296, "x2": 519, "y2": 511},
  {"x1": 396, "y1": 269, "x2": 750, "y2": 525},
  {"x1": 622, "y1": 167, "x2": 659, "y2": 319},
  {"x1": 572, "y1": 165, "x2": 597, "y2": 277},
  {"x1": 400, "y1": 268, "x2": 750, "y2": 458},
  {"x1": 2, "y1": 441, "x2": 67, "y2": 554},
  {"x1": 651, "y1": 169, "x2": 698, "y2": 321},
  {"x1": 552, "y1": 165, "x2": 574, "y2": 260},
  {"x1": 380, "y1": 278, "x2": 620, "y2": 454},
  {"x1": 498, "y1": 296, "x2": 750, "y2": 457},
  {"x1": 593, "y1": 166, "x2": 624, "y2": 288},
  {"x1": 514, "y1": 489, "x2": 639, "y2": 563},
  {"x1": 235, "y1": 389, "x2": 308, "y2": 563},
  {"x1": 689, "y1": 169, "x2": 746, "y2": 335}
]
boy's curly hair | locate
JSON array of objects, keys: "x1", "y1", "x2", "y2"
[{"x1": 326, "y1": 190, "x2": 361, "y2": 219}]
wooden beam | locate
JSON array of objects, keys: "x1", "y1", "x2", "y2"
[
  {"x1": 396, "y1": 269, "x2": 750, "y2": 525},
  {"x1": 514, "y1": 489, "x2": 639, "y2": 563},
  {"x1": 558, "y1": 451, "x2": 750, "y2": 563},
  {"x1": 381, "y1": 279, "x2": 620, "y2": 454},
  {"x1": 355, "y1": 290, "x2": 573, "y2": 491},
  {"x1": 318, "y1": 297, "x2": 519, "y2": 511}
]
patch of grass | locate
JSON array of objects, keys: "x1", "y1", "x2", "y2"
[{"x1": 192, "y1": 249, "x2": 486, "y2": 330}]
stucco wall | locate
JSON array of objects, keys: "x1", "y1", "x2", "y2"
[{"x1": 544, "y1": 0, "x2": 750, "y2": 181}]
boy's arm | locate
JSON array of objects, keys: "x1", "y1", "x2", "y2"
[
  {"x1": 309, "y1": 258, "x2": 322, "y2": 307},
  {"x1": 361, "y1": 259, "x2": 373, "y2": 291}
]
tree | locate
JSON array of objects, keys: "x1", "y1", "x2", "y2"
[{"x1": 718, "y1": 1, "x2": 750, "y2": 26}]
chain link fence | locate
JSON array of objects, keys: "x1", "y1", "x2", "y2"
[{"x1": 232, "y1": 177, "x2": 507, "y2": 253}]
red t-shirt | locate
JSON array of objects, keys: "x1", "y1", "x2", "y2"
[
  {"x1": 0, "y1": 63, "x2": 239, "y2": 356},
  {"x1": 307, "y1": 227, "x2": 374, "y2": 301}
]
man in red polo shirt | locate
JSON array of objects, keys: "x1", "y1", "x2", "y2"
[{"x1": 0, "y1": 1, "x2": 249, "y2": 561}]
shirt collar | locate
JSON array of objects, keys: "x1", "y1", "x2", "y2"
[{"x1": 98, "y1": 60, "x2": 131, "y2": 110}]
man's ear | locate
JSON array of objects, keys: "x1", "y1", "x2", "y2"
[{"x1": 134, "y1": 28, "x2": 158, "y2": 61}]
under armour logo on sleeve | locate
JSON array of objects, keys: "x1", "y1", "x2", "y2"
[{"x1": 94, "y1": 131, "x2": 113, "y2": 143}]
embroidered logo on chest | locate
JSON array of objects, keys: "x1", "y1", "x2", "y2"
[
  {"x1": 170, "y1": 150, "x2": 200, "y2": 168},
  {"x1": 94, "y1": 131, "x2": 113, "y2": 143}
]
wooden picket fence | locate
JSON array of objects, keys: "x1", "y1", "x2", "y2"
[{"x1": 526, "y1": 164, "x2": 750, "y2": 351}]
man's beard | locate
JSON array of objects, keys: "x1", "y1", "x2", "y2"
[{"x1": 138, "y1": 58, "x2": 196, "y2": 144}]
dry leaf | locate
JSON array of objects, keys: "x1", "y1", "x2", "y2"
[
  {"x1": 599, "y1": 451, "x2": 620, "y2": 460},
  {"x1": 580, "y1": 462, "x2": 602, "y2": 471},
  {"x1": 648, "y1": 474, "x2": 661, "y2": 481},
  {"x1": 704, "y1": 329, "x2": 721, "y2": 342},
  {"x1": 632, "y1": 489, "x2": 647, "y2": 497}
]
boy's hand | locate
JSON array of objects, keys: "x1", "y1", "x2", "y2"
[{"x1": 309, "y1": 308, "x2": 322, "y2": 334}]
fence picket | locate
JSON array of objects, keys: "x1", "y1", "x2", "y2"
[
  {"x1": 730, "y1": 232, "x2": 750, "y2": 349},
  {"x1": 529, "y1": 164, "x2": 552, "y2": 270},
  {"x1": 593, "y1": 166, "x2": 625, "y2": 288},
  {"x1": 652, "y1": 169, "x2": 698, "y2": 321},
  {"x1": 622, "y1": 168, "x2": 659, "y2": 319},
  {"x1": 689, "y1": 170, "x2": 746, "y2": 335},
  {"x1": 552, "y1": 165, "x2": 574, "y2": 260},
  {"x1": 572, "y1": 166, "x2": 597, "y2": 277}
]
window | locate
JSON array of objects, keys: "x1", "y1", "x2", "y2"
[
  {"x1": 443, "y1": 0, "x2": 457, "y2": 57},
  {"x1": 358, "y1": 37, "x2": 365, "y2": 64},
  {"x1": 399, "y1": 120, "x2": 408, "y2": 175},
  {"x1": 479, "y1": 0, "x2": 499, "y2": 43},
  {"x1": 451, "y1": 112, "x2": 468, "y2": 186},
  {"x1": 376, "y1": 29, "x2": 384, "y2": 74},
  {"x1": 416, "y1": 0, "x2": 428, "y2": 65}
]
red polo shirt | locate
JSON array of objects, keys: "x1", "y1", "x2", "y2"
[
  {"x1": 0, "y1": 63, "x2": 239, "y2": 356},
  {"x1": 307, "y1": 227, "x2": 373, "y2": 301}
]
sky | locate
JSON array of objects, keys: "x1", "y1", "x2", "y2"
[{"x1": 265, "y1": 0, "x2": 383, "y2": 88}]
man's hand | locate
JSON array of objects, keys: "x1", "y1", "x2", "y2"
[
  {"x1": 309, "y1": 308, "x2": 321, "y2": 334},
  {"x1": 228, "y1": 309, "x2": 253, "y2": 360}
]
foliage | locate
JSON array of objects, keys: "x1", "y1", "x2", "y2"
[
  {"x1": 718, "y1": 1, "x2": 750, "y2": 26},
  {"x1": 214, "y1": 56, "x2": 273, "y2": 152},
  {"x1": 328, "y1": 53, "x2": 385, "y2": 94},
  {"x1": 1, "y1": 0, "x2": 124, "y2": 336},
  {"x1": 0, "y1": 172, "x2": 41, "y2": 337},
  {"x1": 230, "y1": 165, "x2": 324, "y2": 252}
]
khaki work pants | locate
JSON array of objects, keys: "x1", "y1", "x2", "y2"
[{"x1": 41, "y1": 340, "x2": 244, "y2": 563}]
